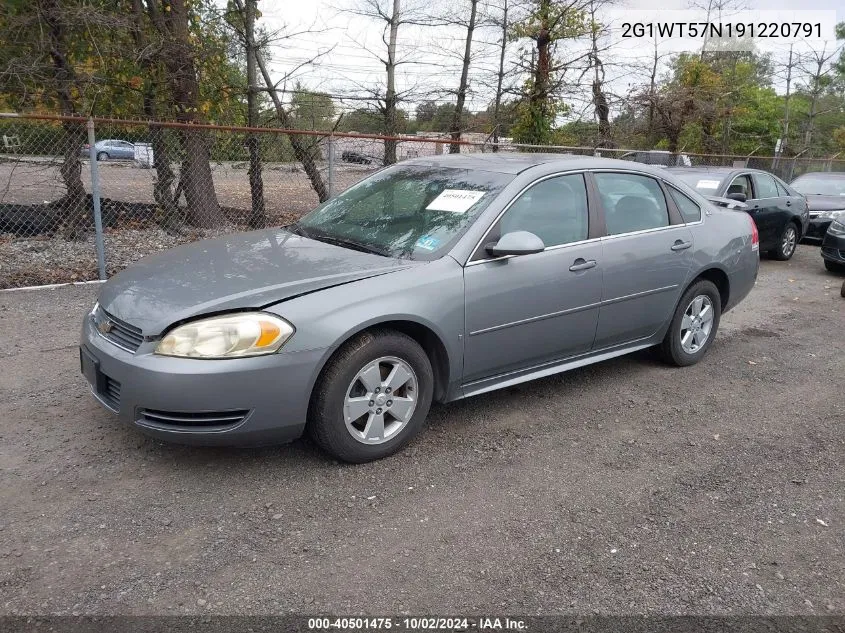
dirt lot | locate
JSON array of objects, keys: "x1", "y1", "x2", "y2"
[{"x1": 0, "y1": 246, "x2": 843, "y2": 616}]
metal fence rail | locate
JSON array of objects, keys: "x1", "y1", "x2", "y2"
[{"x1": 1, "y1": 113, "x2": 843, "y2": 289}]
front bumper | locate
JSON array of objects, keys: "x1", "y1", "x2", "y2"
[
  {"x1": 821, "y1": 231, "x2": 845, "y2": 264},
  {"x1": 80, "y1": 313, "x2": 327, "y2": 446},
  {"x1": 802, "y1": 217, "x2": 834, "y2": 243}
]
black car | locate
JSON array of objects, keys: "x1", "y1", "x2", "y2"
[
  {"x1": 668, "y1": 167, "x2": 809, "y2": 260},
  {"x1": 341, "y1": 150, "x2": 375, "y2": 165},
  {"x1": 790, "y1": 172, "x2": 845, "y2": 243},
  {"x1": 821, "y1": 218, "x2": 845, "y2": 273}
]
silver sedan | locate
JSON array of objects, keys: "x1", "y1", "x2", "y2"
[{"x1": 80, "y1": 154, "x2": 759, "y2": 462}]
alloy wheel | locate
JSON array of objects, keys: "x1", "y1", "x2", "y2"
[
  {"x1": 343, "y1": 356, "x2": 418, "y2": 444},
  {"x1": 782, "y1": 226, "x2": 797, "y2": 258},
  {"x1": 680, "y1": 295, "x2": 714, "y2": 354}
]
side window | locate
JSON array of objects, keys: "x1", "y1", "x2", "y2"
[
  {"x1": 754, "y1": 173, "x2": 779, "y2": 199},
  {"x1": 594, "y1": 172, "x2": 669, "y2": 235},
  {"x1": 774, "y1": 177, "x2": 793, "y2": 197},
  {"x1": 667, "y1": 186, "x2": 702, "y2": 223},
  {"x1": 497, "y1": 174, "x2": 588, "y2": 248},
  {"x1": 727, "y1": 174, "x2": 753, "y2": 199}
]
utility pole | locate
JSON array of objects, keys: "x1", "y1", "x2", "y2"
[{"x1": 781, "y1": 44, "x2": 794, "y2": 159}]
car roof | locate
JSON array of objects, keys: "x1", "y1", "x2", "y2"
[{"x1": 400, "y1": 152, "x2": 672, "y2": 176}]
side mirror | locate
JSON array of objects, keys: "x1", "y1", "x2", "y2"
[
  {"x1": 486, "y1": 231, "x2": 545, "y2": 257},
  {"x1": 727, "y1": 192, "x2": 747, "y2": 203}
]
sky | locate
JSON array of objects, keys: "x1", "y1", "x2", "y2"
[{"x1": 255, "y1": 0, "x2": 845, "y2": 120}]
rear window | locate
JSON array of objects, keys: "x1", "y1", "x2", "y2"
[
  {"x1": 672, "y1": 172, "x2": 724, "y2": 193},
  {"x1": 667, "y1": 186, "x2": 702, "y2": 223}
]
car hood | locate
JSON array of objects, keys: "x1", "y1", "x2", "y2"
[
  {"x1": 805, "y1": 196, "x2": 845, "y2": 212},
  {"x1": 97, "y1": 229, "x2": 417, "y2": 335}
]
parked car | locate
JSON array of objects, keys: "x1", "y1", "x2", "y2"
[
  {"x1": 620, "y1": 150, "x2": 692, "y2": 167},
  {"x1": 80, "y1": 154, "x2": 759, "y2": 463},
  {"x1": 81, "y1": 139, "x2": 135, "y2": 161},
  {"x1": 667, "y1": 167, "x2": 808, "y2": 260},
  {"x1": 820, "y1": 218, "x2": 845, "y2": 273},
  {"x1": 341, "y1": 150, "x2": 375, "y2": 165},
  {"x1": 789, "y1": 172, "x2": 845, "y2": 243}
]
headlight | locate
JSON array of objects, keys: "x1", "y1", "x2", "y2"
[
  {"x1": 828, "y1": 220, "x2": 845, "y2": 236},
  {"x1": 814, "y1": 209, "x2": 845, "y2": 219},
  {"x1": 155, "y1": 313, "x2": 294, "y2": 358}
]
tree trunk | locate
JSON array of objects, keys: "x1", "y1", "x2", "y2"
[
  {"x1": 383, "y1": 0, "x2": 401, "y2": 165},
  {"x1": 244, "y1": 0, "x2": 266, "y2": 228},
  {"x1": 589, "y1": 3, "x2": 610, "y2": 148},
  {"x1": 38, "y1": 0, "x2": 88, "y2": 239},
  {"x1": 491, "y1": 0, "x2": 508, "y2": 151},
  {"x1": 146, "y1": 0, "x2": 223, "y2": 228},
  {"x1": 131, "y1": 0, "x2": 182, "y2": 232},
  {"x1": 449, "y1": 0, "x2": 478, "y2": 153}
]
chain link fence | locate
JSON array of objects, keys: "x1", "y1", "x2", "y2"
[{"x1": 2, "y1": 113, "x2": 844, "y2": 288}]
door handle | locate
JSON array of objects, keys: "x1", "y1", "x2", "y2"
[
  {"x1": 786, "y1": 201, "x2": 792, "y2": 206},
  {"x1": 569, "y1": 258, "x2": 597, "y2": 271},
  {"x1": 671, "y1": 240, "x2": 692, "y2": 251}
]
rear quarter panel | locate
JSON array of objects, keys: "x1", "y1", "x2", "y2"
[{"x1": 689, "y1": 205, "x2": 758, "y2": 312}]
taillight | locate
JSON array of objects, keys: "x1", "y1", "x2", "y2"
[{"x1": 750, "y1": 216, "x2": 759, "y2": 252}]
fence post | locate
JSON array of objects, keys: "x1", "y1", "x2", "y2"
[
  {"x1": 86, "y1": 118, "x2": 106, "y2": 280},
  {"x1": 327, "y1": 133, "x2": 335, "y2": 199}
]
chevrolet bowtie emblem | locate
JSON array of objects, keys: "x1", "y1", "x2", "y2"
[{"x1": 98, "y1": 320, "x2": 114, "y2": 334}]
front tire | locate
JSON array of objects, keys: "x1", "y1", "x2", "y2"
[
  {"x1": 659, "y1": 280, "x2": 722, "y2": 367},
  {"x1": 96, "y1": 151, "x2": 109, "y2": 161},
  {"x1": 771, "y1": 222, "x2": 798, "y2": 260},
  {"x1": 308, "y1": 329, "x2": 434, "y2": 463}
]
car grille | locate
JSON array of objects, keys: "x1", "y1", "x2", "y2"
[
  {"x1": 137, "y1": 408, "x2": 250, "y2": 428},
  {"x1": 100, "y1": 375, "x2": 121, "y2": 411},
  {"x1": 94, "y1": 307, "x2": 144, "y2": 352}
]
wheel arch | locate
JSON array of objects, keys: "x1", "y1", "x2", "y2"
[
  {"x1": 309, "y1": 317, "x2": 454, "y2": 406},
  {"x1": 690, "y1": 266, "x2": 730, "y2": 312}
]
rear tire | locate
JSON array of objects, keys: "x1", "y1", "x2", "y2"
[
  {"x1": 308, "y1": 329, "x2": 433, "y2": 463},
  {"x1": 659, "y1": 280, "x2": 722, "y2": 367},
  {"x1": 771, "y1": 222, "x2": 799, "y2": 260},
  {"x1": 824, "y1": 259, "x2": 845, "y2": 274}
]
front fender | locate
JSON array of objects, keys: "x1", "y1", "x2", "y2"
[{"x1": 265, "y1": 257, "x2": 466, "y2": 403}]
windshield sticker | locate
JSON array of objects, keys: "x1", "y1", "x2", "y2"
[
  {"x1": 696, "y1": 179, "x2": 721, "y2": 190},
  {"x1": 415, "y1": 235, "x2": 440, "y2": 251},
  {"x1": 426, "y1": 189, "x2": 485, "y2": 213}
]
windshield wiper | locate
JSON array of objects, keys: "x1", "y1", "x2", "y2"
[{"x1": 297, "y1": 228, "x2": 392, "y2": 257}]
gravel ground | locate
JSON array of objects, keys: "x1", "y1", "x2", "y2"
[{"x1": 0, "y1": 246, "x2": 843, "y2": 616}]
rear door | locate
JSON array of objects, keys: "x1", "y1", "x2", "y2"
[
  {"x1": 592, "y1": 171, "x2": 694, "y2": 349},
  {"x1": 750, "y1": 172, "x2": 790, "y2": 250}
]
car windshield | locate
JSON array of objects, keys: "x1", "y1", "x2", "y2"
[
  {"x1": 791, "y1": 175, "x2": 845, "y2": 197},
  {"x1": 671, "y1": 172, "x2": 725, "y2": 193},
  {"x1": 292, "y1": 164, "x2": 513, "y2": 260}
]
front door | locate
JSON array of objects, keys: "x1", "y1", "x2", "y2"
[{"x1": 463, "y1": 173, "x2": 602, "y2": 384}]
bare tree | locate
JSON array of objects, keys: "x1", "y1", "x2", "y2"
[
  {"x1": 341, "y1": 0, "x2": 441, "y2": 164},
  {"x1": 229, "y1": 0, "x2": 331, "y2": 202},
  {"x1": 797, "y1": 42, "x2": 845, "y2": 154},
  {"x1": 448, "y1": 0, "x2": 480, "y2": 152},
  {"x1": 491, "y1": 0, "x2": 510, "y2": 149}
]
